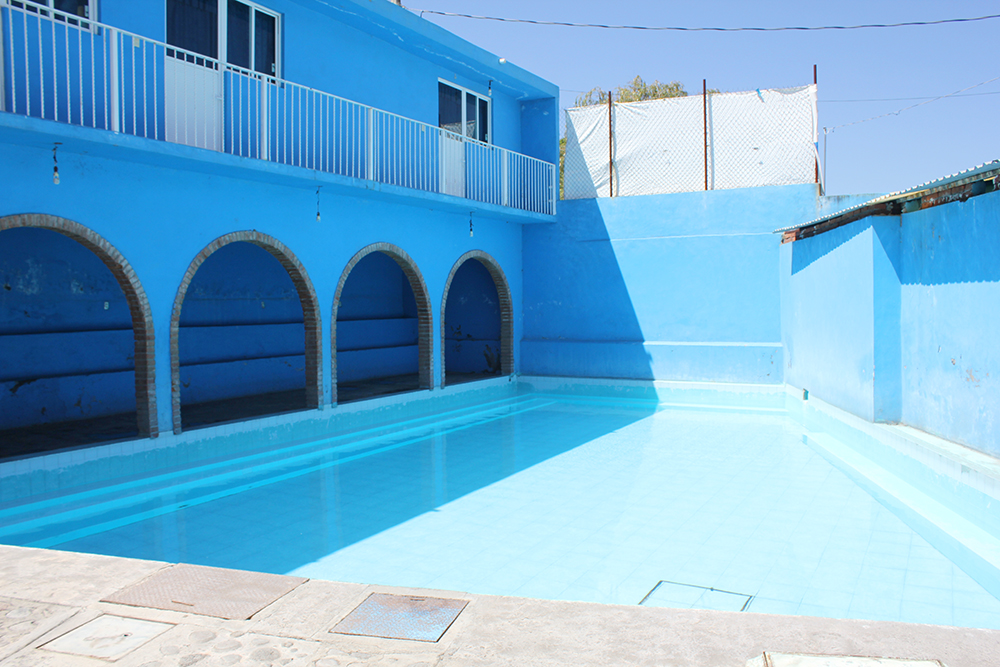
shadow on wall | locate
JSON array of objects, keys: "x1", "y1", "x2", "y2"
[
  {"x1": 522, "y1": 197, "x2": 652, "y2": 379},
  {"x1": 178, "y1": 241, "x2": 307, "y2": 428},
  {"x1": 0, "y1": 227, "x2": 138, "y2": 432},
  {"x1": 789, "y1": 219, "x2": 869, "y2": 276},
  {"x1": 444, "y1": 259, "x2": 502, "y2": 379}
]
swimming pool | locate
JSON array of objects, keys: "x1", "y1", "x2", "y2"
[{"x1": 2, "y1": 377, "x2": 999, "y2": 629}]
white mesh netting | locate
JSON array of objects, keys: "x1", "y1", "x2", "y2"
[{"x1": 563, "y1": 84, "x2": 818, "y2": 199}]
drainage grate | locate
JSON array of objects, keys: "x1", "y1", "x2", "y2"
[
  {"x1": 102, "y1": 564, "x2": 306, "y2": 620},
  {"x1": 639, "y1": 580, "x2": 754, "y2": 612},
  {"x1": 332, "y1": 593, "x2": 468, "y2": 642}
]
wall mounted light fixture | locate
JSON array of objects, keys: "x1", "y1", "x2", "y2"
[{"x1": 52, "y1": 143, "x2": 61, "y2": 185}]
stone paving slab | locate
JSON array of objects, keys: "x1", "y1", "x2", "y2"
[
  {"x1": 0, "y1": 596, "x2": 77, "y2": 662},
  {"x1": 2, "y1": 545, "x2": 1000, "y2": 667}
]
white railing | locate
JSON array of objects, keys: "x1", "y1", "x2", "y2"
[{"x1": 0, "y1": 1, "x2": 556, "y2": 215}]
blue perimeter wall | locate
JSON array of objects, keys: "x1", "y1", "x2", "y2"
[
  {"x1": 782, "y1": 189, "x2": 1000, "y2": 456},
  {"x1": 522, "y1": 184, "x2": 820, "y2": 384}
]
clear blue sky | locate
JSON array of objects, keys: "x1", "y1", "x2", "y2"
[{"x1": 406, "y1": 0, "x2": 1000, "y2": 196}]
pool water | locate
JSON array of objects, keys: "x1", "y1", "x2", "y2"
[{"x1": 2, "y1": 383, "x2": 999, "y2": 629}]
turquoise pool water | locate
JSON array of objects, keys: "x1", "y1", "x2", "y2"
[{"x1": 2, "y1": 381, "x2": 999, "y2": 629}]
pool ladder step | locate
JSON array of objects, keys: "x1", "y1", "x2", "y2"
[{"x1": 805, "y1": 430, "x2": 1000, "y2": 601}]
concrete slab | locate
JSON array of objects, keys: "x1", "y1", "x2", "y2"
[
  {"x1": 1, "y1": 545, "x2": 999, "y2": 667},
  {"x1": 0, "y1": 596, "x2": 77, "y2": 662},
  {"x1": 39, "y1": 614, "x2": 173, "y2": 661}
]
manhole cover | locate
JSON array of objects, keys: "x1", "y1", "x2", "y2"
[
  {"x1": 102, "y1": 564, "x2": 306, "y2": 620},
  {"x1": 332, "y1": 593, "x2": 468, "y2": 642}
]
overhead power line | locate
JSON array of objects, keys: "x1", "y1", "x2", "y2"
[
  {"x1": 410, "y1": 9, "x2": 1000, "y2": 32},
  {"x1": 821, "y1": 91, "x2": 1000, "y2": 103},
  {"x1": 825, "y1": 74, "x2": 1000, "y2": 132}
]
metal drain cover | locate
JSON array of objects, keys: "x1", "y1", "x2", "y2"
[
  {"x1": 332, "y1": 593, "x2": 468, "y2": 642},
  {"x1": 102, "y1": 564, "x2": 306, "y2": 620},
  {"x1": 640, "y1": 580, "x2": 753, "y2": 611}
]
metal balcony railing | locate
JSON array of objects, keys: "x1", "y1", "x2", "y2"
[{"x1": 0, "y1": 1, "x2": 556, "y2": 215}]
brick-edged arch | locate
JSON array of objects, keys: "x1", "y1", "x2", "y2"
[
  {"x1": 170, "y1": 231, "x2": 322, "y2": 434},
  {"x1": 0, "y1": 213, "x2": 158, "y2": 438},
  {"x1": 440, "y1": 250, "x2": 514, "y2": 386},
  {"x1": 331, "y1": 242, "x2": 432, "y2": 404}
]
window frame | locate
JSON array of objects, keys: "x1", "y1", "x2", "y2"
[
  {"x1": 164, "y1": 0, "x2": 281, "y2": 78},
  {"x1": 11, "y1": 0, "x2": 98, "y2": 30},
  {"x1": 438, "y1": 79, "x2": 491, "y2": 145},
  {"x1": 223, "y1": 0, "x2": 281, "y2": 78}
]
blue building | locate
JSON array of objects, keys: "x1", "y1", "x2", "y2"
[
  {"x1": 2, "y1": 0, "x2": 997, "y2": 463},
  {"x1": 0, "y1": 0, "x2": 558, "y2": 445}
]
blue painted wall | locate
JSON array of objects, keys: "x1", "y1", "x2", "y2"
[
  {"x1": 781, "y1": 219, "x2": 881, "y2": 421},
  {"x1": 336, "y1": 251, "x2": 419, "y2": 383},
  {"x1": 0, "y1": 127, "x2": 524, "y2": 432},
  {"x1": 444, "y1": 259, "x2": 502, "y2": 376},
  {"x1": 7, "y1": 0, "x2": 555, "y2": 160},
  {"x1": 899, "y1": 190, "x2": 1000, "y2": 455},
  {"x1": 0, "y1": 228, "x2": 136, "y2": 428},
  {"x1": 179, "y1": 242, "x2": 306, "y2": 405},
  {"x1": 781, "y1": 189, "x2": 1000, "y2": 455},
  {"x1": 522, "y1": 184, "x2": 820, "y2": 383}
]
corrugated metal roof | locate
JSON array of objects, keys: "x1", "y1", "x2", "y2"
[{"x1": 774, "y1": 160, "x2": 1000, "y2": 235}]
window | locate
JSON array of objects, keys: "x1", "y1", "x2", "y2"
[
  {"x1": 166, "y1": 0, "x2": 279, "y2": 76},
  {"x1": 226, "y1": 0, "x2": 278, "y2": 76},
  {"x1": 438, "y1": 81, "x2": 490, "y2": 143},
  {"x1": 13, "y1": 0, "x2": 95, "y2": 27},
  {"x1": 167, "y1": 0, "x2": 219, "y2": 59}
]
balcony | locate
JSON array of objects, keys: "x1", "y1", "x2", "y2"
[{"x1": 0, "y1": 1, "x2": 556, "y2": 216}]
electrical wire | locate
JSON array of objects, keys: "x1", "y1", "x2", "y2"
[
  {"x1": 825, "y1": 74, "x2": 1000, "y2": 132},
  {"x1": 821, "y1": 90, "x2": 1000, "y2": 103},
  {"x1": 410, "y1": 9, "x2": 1000, "y2": 32}
]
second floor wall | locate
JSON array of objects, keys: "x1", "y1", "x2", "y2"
[{"x1": 1, "y1": 0, "x2": 559, "y2": 215}]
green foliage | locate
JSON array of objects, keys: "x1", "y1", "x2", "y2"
[
  {"x1": 575, "y1": 76, "x2": 688, "y2": 107},
  {"x1": 559, "y1": 137, "x2": 566, "y2": 198}
]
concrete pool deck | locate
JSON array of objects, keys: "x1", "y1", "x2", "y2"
[{"x1": 2, "y1": 545, "x2": 998, "y2": 666}]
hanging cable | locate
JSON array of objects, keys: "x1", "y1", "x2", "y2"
[
  {"x1": 411, "y1": 9, "x2": 1000, "y2": 32},
  {"x1": 825, "y1": 74, "x2": 1000, "y2": 132}
]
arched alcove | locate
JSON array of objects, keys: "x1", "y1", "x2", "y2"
[
  {"x1": 441, "y1": 250, "x2": 514, "y2": 386},
  {"x1": 171, "y1": 231, "x2": 321, "y2": 433},
  {"x1": 332, "y1": 243, "x2": 432, "y2": 404},
  {"x1": 0, "y1": 213, "x2": 157, "y2": 456}
]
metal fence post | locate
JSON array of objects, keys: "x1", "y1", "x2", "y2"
[
  {"x1": 703, "y1": 79, "x2": 708, "y2": 191},
  {"x1": 814, "y1": 64, "x2": 820, "y2": 187},
  {"x1": 501, "y1": 149, "x2": 509, "y2": 207},
  {"x1": 108, "y1": 28, "x2": 120, "y2": 133},
  {"x1": 260, "y1": 77, "x2": 270, "y2": 161},
  {"x1": 607, "y1": 90, "x2": 613, "y2": 197},
  {"x1": 365, "y1": 106, "x2": 374, "y2": 181},
  {"x1": 0, "y1": 7, "x2": 6, "y2": 113}
]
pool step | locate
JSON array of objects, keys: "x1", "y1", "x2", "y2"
[{"x1": 805, "y1": 430, "x2": 1000, "y2": 602}]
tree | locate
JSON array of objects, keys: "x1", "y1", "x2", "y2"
[
  {"x1": 562, "y1": 76, "x2": 711, "y2": 197},
  {"x1": 575, "y1": 76, "x2": 689, "y2": 107}
]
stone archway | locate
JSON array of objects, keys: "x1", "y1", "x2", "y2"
[
  {"x1": 170, "y1": 231, "x2": 322, "y2": 434},
  {"x1": 0, "y1": 213, "x2": 158, "y2": 438},
  {"x1": 331, "y1": 242, "x2": 432, "y2": 404},
  {"x1": 440, "y1": 250, "x2": 514, "y2": 386}
]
